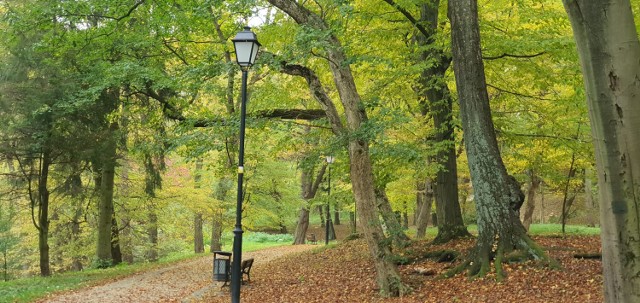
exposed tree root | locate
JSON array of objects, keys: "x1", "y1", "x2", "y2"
[{"x1": 441, "y1": 234, "x2": 559, "y2": 281}]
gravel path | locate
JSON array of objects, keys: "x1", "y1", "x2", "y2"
[{"x1": 37, "y1": 245, "x2": 315, "y2": 303}]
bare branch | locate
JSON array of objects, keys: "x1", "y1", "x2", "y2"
[{"x1": 483, "y1": 52, "x2": 546, "y2": 60}]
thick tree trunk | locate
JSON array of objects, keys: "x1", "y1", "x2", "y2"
[
  {"x1": 415, "y1": 179, "x2": 433, "y2": 238},
  {"x1": 448, "y1": 0, "x2": 550, "y2": 280},
  {"x1": 563, "y1": 1, "x2": 640, "y2": 300},
  {"x1": 412, "y1": 1, "x2": 468, "y2": 244},
  {"x1": 96, "y1": 126, "x2": 117, "y2": 265},
  {"x1": 522, "y1": 173, "x2": 541, "y2": 231},
  {"x1": 96, "y1": 90, "x2": 119, "y2": 266},
  {"x1": 334, "y1": 209, "x2": 341, "y2": 225},
  {"x1": 293, "y1": 208, "x2": 310, "y2": 244}
]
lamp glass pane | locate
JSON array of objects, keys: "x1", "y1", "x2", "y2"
[
  {"x1": 234, "y1": 41, "x2": 254, "y2": 66},
  {"x1": 250, "y1": 43, "x2": 259, "y2": 64}
]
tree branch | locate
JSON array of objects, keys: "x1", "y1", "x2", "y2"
[
  {"x1": 382, "y1": 0, "x2": 432, "y2": 39},
  {"x1": 483, "y1": 51, "x2": 546, "y2": 60},
  {"x1": 486, "y1": 83, "x2": 554, "y2": 101}
]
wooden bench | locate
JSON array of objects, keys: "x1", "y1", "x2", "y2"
[
  {"x1": 240, "y1": 258, "x2": 254, "y2": 284},
  {"x1": 220, "y1": 258, "x2": 255, "y2": 287},
  {"x1": 306, "y1": 233, "x2": 317, "y2": 244}
]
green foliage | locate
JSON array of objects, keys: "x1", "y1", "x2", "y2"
[{"x1": 245, "y1": 232, "x2": 294, "y2": 244}]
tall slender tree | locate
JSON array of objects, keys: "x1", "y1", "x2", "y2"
[{"x1": 267, "y1": 0, "x2": 410, "y2": 296}]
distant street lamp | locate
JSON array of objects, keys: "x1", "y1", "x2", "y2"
[
  {"x1": 325, "y1": 156, "x2": 335, "y2": 245},
  {"x1": 231, "y1": 26, "x2": 260, "y2": 303}
]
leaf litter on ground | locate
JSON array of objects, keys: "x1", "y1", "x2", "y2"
[{"x1": 195, "y1": 235, "x2": 602, "y2": 303}]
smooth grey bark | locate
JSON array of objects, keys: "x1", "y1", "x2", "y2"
[
  {"x1": 448, "y1": 0, "x2": 550, "y2": 279},
  {"x1": 266, "y1": 0, "x2": 409, "y2": 295},
  {"x1": 563, "y1": 1, "x2": 640, "y2": 300}
]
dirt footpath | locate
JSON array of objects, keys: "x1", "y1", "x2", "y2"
[{"x1": 37, "y1": 245, "x2": 315, "y2": 303}]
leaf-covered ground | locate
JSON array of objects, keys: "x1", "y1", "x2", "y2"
[{"x1": 196, "y1": 235, "x2": 603, "y2": 303}]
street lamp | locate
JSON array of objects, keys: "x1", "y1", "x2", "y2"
[
  {"x1": 325, "y1": 156, "x2": 335, "y2": 245},
  {"x1": 231, "y1": 26, "x2": 260, "y2": 303}
]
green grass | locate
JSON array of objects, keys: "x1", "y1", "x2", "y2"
[{"x1": 0, "y1": 235, "x2": 292, "y2": 303}]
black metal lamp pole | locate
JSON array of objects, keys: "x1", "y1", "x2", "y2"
[
  {"x1": 231, "y1": 26, "x2": 260, "y2": 303},
  {"x1": 325, "y1": 156, "x2": 334, "y2": 245}
]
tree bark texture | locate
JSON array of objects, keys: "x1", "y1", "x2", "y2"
[
  {"x1": 449, "y1": 0, "x2": 548, "y2": 279},
  {"x1": 563, "y1": 1, "x2": 640, "y2": 300},
  {"x1": 412, "y1": 1, "x2": 468, "y2": 243},
  {"x1": 266, "y1": 0, "x2": 409, "y2": 295},
  {"x1": 96, "y1": 89, "x2": 119, "y2": 265}
]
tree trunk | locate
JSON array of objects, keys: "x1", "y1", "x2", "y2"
[
  {"x1": 267, "y1": 0, "x2": 409, "y2": 295},
  {"x1": 210, "y1": 214, "x2": 223, "y2": 252},
  {"x1": 334, "y1": 209, "x2": 341, "y2": 225},
  {"x1": 561, "y1": 152, "x2": 577, "y2": 234},
  {"x1": 375, "y1": 188, "x2": 410, "y2": 247},
  {"x1": 583, "y1": 168, "x2": 597, "y2": 227},
  {"x1": 522, "y1": 172, "x2": 541, "y2": 231},
  {"x1": 146, "y1": 206, "x2": 158, "y2": 262},
  {"x1": 318, "y1": 205, "x2": 325, "y2": 228},
  {"x1": 110, "y1": 210, "x2": 122, "y2": 265},
  {"x1": 448, "y1": 0, "x2": 551, "y2": 280},
  {"x1": 349, "y1": 211, "x2": 357, "y2": 234},
  {"x1": 210, "y1": 177, "x2": 231, "y2": 252},
  {"x1": 563, "y1": 1, "x2": 640, "y2": 300},
  {"x1": 96, "y1": 90, "x2": 119, "y2": 265},
  {"x1": 37, "y1": 150, "x2": 51, "y2": 277},
  {"x1": 119, "y1": 159, "x2": 133, "y2": 264},
  {"x1": 193, "y1": 158, "x2": 204, "y2": 253},
  {"x1": 194, "y1": 214, "x2": 204, "y2": 253},
  {"x1": 416, "y1": 179, "x2": 434, "y2": 238},
  {"x1": 293, "y1": 162, "x2": 326, "y2": 244},
  {"x1": 412, "y1": 1, "x2": 469, "y2": 244},
  {"x1": 293, "y1": 208, "x2": 310, "y2": 244}
]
